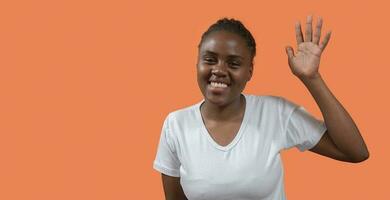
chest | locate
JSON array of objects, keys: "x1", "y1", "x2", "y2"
[
  {"x1": 179, "y1": 141, "x2": 284, "y2": 200},
  {"x1": 177, "y1": 123, "x2": 284, "y2": 199},
  {"x1": 204, "y1": 120, "x2": 242, "y2": 147}
]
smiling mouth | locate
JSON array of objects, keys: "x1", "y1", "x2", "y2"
[
  {"x1": 207, "y1": 81, "x2": 230, "y2": 93},
  {"x1": 209, "y1": 81, "x2": 228, "y2": 88}
]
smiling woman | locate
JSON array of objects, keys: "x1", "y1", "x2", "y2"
[
  {"x1": 153, "y1": 16, "x2": 369, "y2": 200},
  {"x1": 197, "y1": 30, "x2": 253, "y2": 108}
]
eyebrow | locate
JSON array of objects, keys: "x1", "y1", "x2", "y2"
[{"x1": 202, "y1": 50, "x2": 244, "y2": 59}]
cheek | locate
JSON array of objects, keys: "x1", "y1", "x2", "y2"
[
  {"x1": 241, "y1": 69, "x2": 252, "y2": 81},
  {"x1": 230, "y1": 72, "x2": 250, "y2": 90},
  {"x1": 233, "y1": 71, "x2": 250, "y2": 81},
  {"x1": 197, "y1": 65, "x2": 210, "y2": 78}
]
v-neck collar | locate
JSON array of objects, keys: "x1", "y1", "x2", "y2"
[{"x1": 196, "y1": 93, "x2": 250, "y2": 151}]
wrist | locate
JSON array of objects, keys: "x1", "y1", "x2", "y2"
[{"x1": 298, "y1": 72, "x2": 322, "y2": 84}]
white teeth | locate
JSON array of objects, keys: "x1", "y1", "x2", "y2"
[{"x1": 210, "y1": 82, "x2": 227, "y2": 88}]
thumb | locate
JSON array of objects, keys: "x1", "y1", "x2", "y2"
[{"x1": 285, "y1": 46, "x2": 294, "y2": 59}]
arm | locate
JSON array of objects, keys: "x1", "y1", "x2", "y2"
[
  {"x1": 285, "y1": 15, "x2": 369, "y2": 163},
  {"x1": 161, "y1": 174, "x2": 188, "y2": 200},
  {"x1": 302, "y1": 74, "x2": 369, "y2": 162}
]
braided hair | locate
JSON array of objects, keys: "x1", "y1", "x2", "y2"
[{"x1": 197, "y1": 17, "x2": 257, "y2": 62}]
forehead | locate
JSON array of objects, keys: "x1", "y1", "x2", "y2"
[{"x1": 199, "y1": 31, "x2": 250, "y2": 58}]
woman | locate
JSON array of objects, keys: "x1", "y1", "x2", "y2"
[{"x1": 153, "y1": 15, "x2": 369, "y2": 200}]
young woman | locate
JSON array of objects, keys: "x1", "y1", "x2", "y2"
[{"x1": 153, "y1": 15, "x2": 369, "y2": 200}]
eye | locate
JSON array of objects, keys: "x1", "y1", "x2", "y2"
[
  {"x1": 203, "y1": 58, "x2": 216, "y2": 64},
  {"x1": 229, "y1": 61, "x2": 241, "y2": 68}
]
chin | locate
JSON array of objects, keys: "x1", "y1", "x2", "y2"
[{"x1": 205, "y1": 92, "x2": 230, "y2": 106}]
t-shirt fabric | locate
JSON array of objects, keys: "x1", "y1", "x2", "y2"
[{"x1": 153, "y1": 94, "x2": 327, "y2": 200}]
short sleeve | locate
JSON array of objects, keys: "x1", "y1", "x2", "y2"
[
  {"x1": 279, "y1": 97, "x2": 327, "y2": 152},
  {"x1": 153, "y1": 115, "x2": 181, "y2": 177}
]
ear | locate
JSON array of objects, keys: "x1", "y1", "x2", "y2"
[{"x1": 247, "y1": 63, "x2": 253, "y2": 81}]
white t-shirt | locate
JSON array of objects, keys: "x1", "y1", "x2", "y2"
[{"x1": 153, "y1": 94, "x2": 327, "y2": 200}]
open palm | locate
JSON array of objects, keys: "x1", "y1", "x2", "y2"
[{"x1": 285, "y1": 16, "x2": 331, "y2": 80}]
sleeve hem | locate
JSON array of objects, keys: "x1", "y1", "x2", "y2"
[
  {"x1": 153, "y1": 161, "x2": 180, "y2": 177},
  {"x1": 298, "y1": 123, "x2": 327, "y2": 152}
]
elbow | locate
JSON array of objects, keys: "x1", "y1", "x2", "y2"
[{"x1": 349, "y1": 150, "x2": 370, "y2": 163}]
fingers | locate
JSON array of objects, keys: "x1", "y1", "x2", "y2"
[
  {"x1": 293, "y1": 16, "x2": 331, "y2": 52},
  {"x1": 313, "y1": 16, "x2": 323, "y2": 44},
  {"x1": 305, "y1": 15, "x2": 313, "y2": 42},
  {"x1": 295, "y1": 22, "x2": 304, "y2": 45},
  {"x1": 285, "y1": 46, "x2": 295, "y2": 59},
  {"x1": 319, "y1": 31, "x2": 332, "y2": 50}
]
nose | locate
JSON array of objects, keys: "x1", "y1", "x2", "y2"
[{"x1": 211, "y1": 61, "x2": 228, "y2": 76}]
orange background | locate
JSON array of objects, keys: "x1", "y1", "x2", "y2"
[{"x1": 0, "y1": 0, "x2": 388, "y2": 199}]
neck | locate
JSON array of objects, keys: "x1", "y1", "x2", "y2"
[{"x1": 201, "y1": 94, "x2": 245, "y2": 121}]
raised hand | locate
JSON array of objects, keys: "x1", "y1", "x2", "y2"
[{"x1": 285, "y1": 15, "x2": 331, "y2": 80}]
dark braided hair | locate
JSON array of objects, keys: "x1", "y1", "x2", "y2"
[{"x1": 197, "y1": 17, "x2": 256, "y2": 63}]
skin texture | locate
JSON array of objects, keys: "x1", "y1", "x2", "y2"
[{"x1": 161, "y1": 16, "x2": 370, "y2": 199}]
